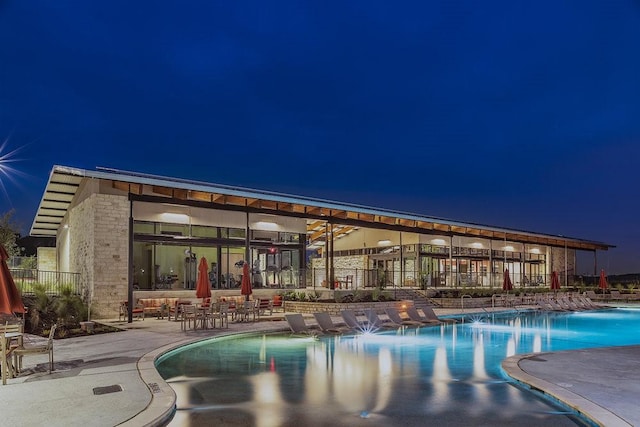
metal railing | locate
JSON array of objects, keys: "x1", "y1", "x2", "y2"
[{"x1": 9, "y1": 269, "x2": 83, "y2": 295}]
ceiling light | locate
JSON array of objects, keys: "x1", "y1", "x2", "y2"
[{"x1": 160, "y1": 213, "x2": 189, "y2": 224}]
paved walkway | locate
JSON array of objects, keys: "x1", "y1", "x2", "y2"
[{"x1": 0, "y1": 307, "x2": 638, "y2": 426}]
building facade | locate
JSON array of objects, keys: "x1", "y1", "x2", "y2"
[{"x1": 30, "y1": 166, "x2": 612, "y2": 318}]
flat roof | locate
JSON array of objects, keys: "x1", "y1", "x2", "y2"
[{"x1": 30, "y1": 165, "x2": 613, "y2": 251}]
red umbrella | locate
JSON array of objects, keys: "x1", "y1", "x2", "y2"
[
  {"x1": 195, "y1": 257, "x2": 211, "y2": 303},
  {"x1": 598, "y1": 269, "x2": 608, "y2": 296},
  {"x1": 240, "y1": 262, "x2": 252, "y2": 301},
  {"x1": 502, "y1": 269, "x2": 513, "y2": 292},
  {"x1": 550, "y1": 271, "x2": 561, "y2": 292},
  {"x1": 0, "y1": 244, "x2": 25, "y2": 315}
]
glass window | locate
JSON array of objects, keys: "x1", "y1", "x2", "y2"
[
  {"x1": 222, "y1": 228, "x2": 246, "y2": 239},
  {"x1": 191, "y1": 225, "x2": 218, "y2": 238},
  {"x1": 158, "y1": 223, "x2": 189, "y2": 237},
  {"x1": 133, "y1": 221, "x2": 155, "y2": 235}
]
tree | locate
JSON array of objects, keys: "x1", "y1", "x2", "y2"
[{"x1": 0, "y1": 209, "x2": 22, "y2": 257}]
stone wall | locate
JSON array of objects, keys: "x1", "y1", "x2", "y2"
[
  {"x1": 284, "y1": 300, "x2": 414, "y2": 316},
  {"x1": 550, "y1": 247, "x2": 576, "y2": 284},
  {"x1": 310, "y1": 255, "x2": 369, "y2": 287},
  {"x1": 69, "y1": 193, "x2": 130, "y2": 319},
  {"x1": 37, "y1": 247, "x2": 57, "y2": 271}
]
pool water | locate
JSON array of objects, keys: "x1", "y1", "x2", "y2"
[{"x1": 156, "y1": 308, "x2": 640, "y2": 426}]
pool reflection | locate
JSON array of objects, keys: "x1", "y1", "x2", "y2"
[{"x1": 156, "y1": 310, "x2": 640, "y2": 426}]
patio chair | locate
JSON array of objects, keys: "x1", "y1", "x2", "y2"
[
  {"x1": 1, "y1": 321, "x2": 23, "y2": 385},
  {"x1": 406, "y1": 306, "x2": 441, "y2": 325},
  {"x1": 420, "y1": 306, "x2": 457, "y2": 323},
  {"x1": 256, "y1": 298, "x2": 273, "y2": 317},
  {"x1": 284, "y1": 314, "x2": 317, "y2": 336},
  {"x1": 119, "y1": 301, "x2": 144, "y2": 321},
  {"x1": 272, "y1": 295, "x2": 284, "y2": 312},
  {"x1": 241, "y1": 300, "x2": 258, "y2": 322},
  {"x1": 13, "y1": 324, "x2": 57, "y2": 375},
  {"x1": 180, "y1": 305, "x2": 198, "y2": 330},
  {"x1": 384, "y1": 307, "x2": 424, "y2": 326},
  {"x1": 313, "y1": 312, "x2": 351, "y2": 334},
  {"x1": 209, "y1": 303, "x2": 229, "y2": 328}
]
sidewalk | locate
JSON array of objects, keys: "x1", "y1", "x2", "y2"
[
  {"x1": 0, "y1": 316, "x2": 289, "y2": 427},
  {"x1": 1, "y1": 307, "x2": 638, "y2": 426}
]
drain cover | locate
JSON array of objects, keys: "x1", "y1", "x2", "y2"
[{"x1": 93, "y1": 384, "x2": 123, "y2": 395}]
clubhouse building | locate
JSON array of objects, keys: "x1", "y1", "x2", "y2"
[{"x1": 30, "y1": 165, "x2": 612, "y2": 319}]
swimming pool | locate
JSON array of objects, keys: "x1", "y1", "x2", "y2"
[{"x1": 156, "y1": 308, "x2": 640, "y2": 426}]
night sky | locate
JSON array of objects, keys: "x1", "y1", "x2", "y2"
[{"x1": 1, "y1": 1, "x2": 639, "y2": 274}]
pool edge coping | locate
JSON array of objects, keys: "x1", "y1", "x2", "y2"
[
  {"x1": 502, "y1": 352, "x2": 632, "y2": 427},
  {"x1": 120, "y1": 325, "x2": 290, "y2": 427}
]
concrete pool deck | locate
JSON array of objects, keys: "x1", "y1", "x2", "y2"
[{"x1": 0, "y1": 305, "x2": 637, "y2": 426}]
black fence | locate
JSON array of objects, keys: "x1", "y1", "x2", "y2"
[{"x1": 9, "y1": 269, "x2": 83, "y2": 295}]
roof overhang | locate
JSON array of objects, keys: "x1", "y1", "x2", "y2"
[{"x1": 29, "y1": 165, "x2": 614, "y2": 252}]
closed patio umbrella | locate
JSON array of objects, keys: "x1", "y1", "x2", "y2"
[
  {"x1": 0, "y1": 244, "x2": 25, "y2": 315},
  {"x1": 195, "y1": 257, "x2": 211, "y2": 304},
  {"x1": 240, "y1": 262, "x2": 252, "y2": 301},
  {"x1": 502, "y1": 269, "x2": 513, "y2": 292},
  {"x1": 550, "y1": 271, "x2": 561, "y2": 293},
  {"x1": 598, "y1": 269, "x2": 608, "y2": 296}
]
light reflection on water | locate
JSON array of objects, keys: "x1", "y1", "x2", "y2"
[{"x1": 156, "y1": 308, "x2": 640, "y2": 426}]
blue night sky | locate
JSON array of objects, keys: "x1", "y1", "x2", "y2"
[{"x1": 1, "y1": 1, "x2": 639, "y2": 274}]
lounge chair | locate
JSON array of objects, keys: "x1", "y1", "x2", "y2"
[
  {"x1": 340, "y1": 309, "x2": 368, "y2": 331},
  {"x1": 577, "y1": 295, "x2": 605, "y2": 309},
  {"x1": 13, "y1": 324, "x2": 57, "y2": 375},
  {"x1": 536, "y1": 299, "x2": 557, "y2": 311},
  {"x1": 313, "y1": 312, "x2": 351, "y2": 334},
  {"x1": 547, "y1": 299, "x2": 570, "y2": 311},
  {"x1": 420, "y1": 306, "x2": 457, "y2": 323},
  {"x1": 384, "y1": 307, "x2": 424, "y2": 326},
  {"x1": 363, "y1": 308, "x2": 396, "y2": 329},
  {"x1": 558, "y1": 296, "x2": 582, "y2": 311},
  {"x1": 406, "y1": 306, "x2": 441, "y2": 325},
  {"x1": 284, "y1": 314, "x2": 317, "y2": 336}
]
